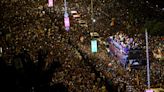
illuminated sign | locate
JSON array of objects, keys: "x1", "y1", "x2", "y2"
[
  {"x1": 64, "y1": 17, "x2": 70, "y2": 27},
  {"x1": 48, "y1": 0, "x2": 53, "y2": 7},
  {"x1": 91, "y1": 40, "x2": 98, "y2": 53},
  {"x1": 145, "y1": 89, "x2": 153, "y2": 92}
]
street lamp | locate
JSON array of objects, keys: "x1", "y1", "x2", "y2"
[
  {"x1": 91, "y1": 0, "x2": 94, "y2": 32},
  {"x1": 93, "y1": 19, "x2": 96, "y2": 23},
  {"x1": 90, "y1": 0, "x2": 98, "y2": 53}
]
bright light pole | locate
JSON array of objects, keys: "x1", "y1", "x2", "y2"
[
  {"x1": 90, "y1": 0, "x2": 98, "y2": 53},
  {"x1": 91, "y1": 0, "x2": 94, "y2": 32},
  {"x1": 145, "y1": 28, "x2": 150, "y2": 89}
]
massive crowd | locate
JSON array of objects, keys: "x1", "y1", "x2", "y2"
[{"x1": 0, "y1": 0, "x2": 164, "y2": 92}]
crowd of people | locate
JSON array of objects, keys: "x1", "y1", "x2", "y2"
[
  {"x1": 152, "y1": 36, "x2": 164, "y2": 61},
  {"x1": 110, "y1": 32, "x2": 141, "y2": 50},
  {"x1": 102, "y1": 32, "x2": 164, "y2": 91},
  {"x1": 0, "y1": 0, "x2": 163, "y2": 92}
]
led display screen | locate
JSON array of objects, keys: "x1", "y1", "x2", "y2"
[{"x1": 91, "y1": 40, "x2": 98, "y2": 53}]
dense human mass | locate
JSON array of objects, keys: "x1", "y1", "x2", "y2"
[{"x1": 0, "y1": 0, "x2": 164, "y2": 92}]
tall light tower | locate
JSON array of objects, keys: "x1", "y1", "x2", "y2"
[{"x1": 64, "y1": 0, "x2": 70, "y2": 32}]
